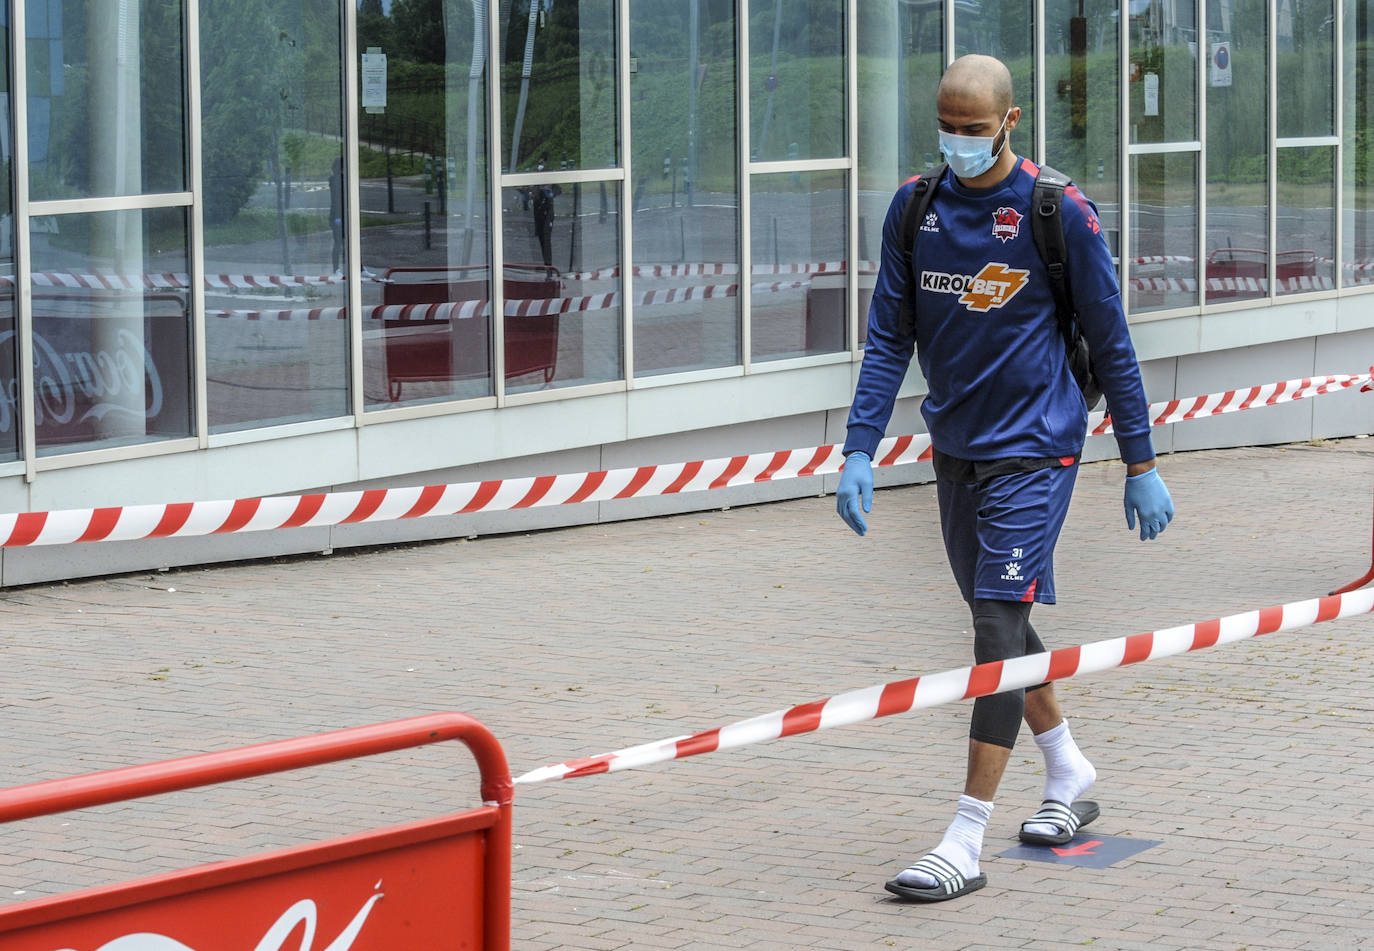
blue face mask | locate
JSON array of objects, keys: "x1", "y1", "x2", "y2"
[{"x1": 939, "y1": 110, "x2": 1012, "y2": 180}]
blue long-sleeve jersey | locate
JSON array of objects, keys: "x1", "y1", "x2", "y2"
[{"x1": 844, "y1": 157, "x2": 1155, "y2": 466}]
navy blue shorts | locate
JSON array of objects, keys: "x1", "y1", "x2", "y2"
[{"x1": 934, "y1": 450, "x2": 1079, "y2": 605}]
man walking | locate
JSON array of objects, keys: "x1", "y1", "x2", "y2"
[
  {"x1": 530, "y1": 154, "x2": 560, "y2": 267},
  {"x1": 835, "y1": 54, "x2": 1174, "y2": 902}
]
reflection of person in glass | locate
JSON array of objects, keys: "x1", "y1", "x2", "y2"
[
  {"x1": 529, "y1": 155, "x2": 560, "y2": 267},
  {"x1": 329, "y1": 156, "x2": 345, "y2": 275},
  {"x1": 834, "y1": 55, "x2": 1176, "y2": 903}
]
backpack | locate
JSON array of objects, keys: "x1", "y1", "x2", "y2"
[{"x1": 896, "y1": 162, "x2": 1105, "y2": 410}]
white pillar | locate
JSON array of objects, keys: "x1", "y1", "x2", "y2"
[{"x1": 87, "y1": 0, "x2": 146, "y2": 441}]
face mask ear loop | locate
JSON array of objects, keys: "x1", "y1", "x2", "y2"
[{"x1": 990, "y1": 109, "x2": 1012, "y2": 163}]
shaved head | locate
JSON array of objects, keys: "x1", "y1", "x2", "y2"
[
  {"x1": 934, "y1": 54, "x2": 1021, "y2": 183},
  {"x1": 937, "y1": 54, "x2": 1015, "y2": 115}
]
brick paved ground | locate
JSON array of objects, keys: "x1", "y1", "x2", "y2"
[{"x1": 1, "y1": 438, "x2": 1373, "y2": 950}]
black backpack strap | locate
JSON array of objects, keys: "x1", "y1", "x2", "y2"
[
  {"x1": 1032, "y1": 163, "x2": 1105, "y2": 409},
  {"x1": 895, "y1": 163, "x2": 946, "y2": 339},
  {"x1": 1030, "y1": 163, "x2": 1073, "y2": 344}
]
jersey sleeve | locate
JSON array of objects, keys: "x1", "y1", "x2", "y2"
[
  {"x1": 842, "y1": 181, "x2": 920, "y2": 458},
  {"x1": 1061, "y1": 185, "x2": 1156, "y2": 465}
]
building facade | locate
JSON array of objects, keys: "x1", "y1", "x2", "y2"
[{"x1": 0, "y1": 0, "x2": 1370, "y2": 583}]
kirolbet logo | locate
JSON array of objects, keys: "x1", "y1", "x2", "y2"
[{"x1": 920, "y1": 262, "x2": 1030, "y2": 313}]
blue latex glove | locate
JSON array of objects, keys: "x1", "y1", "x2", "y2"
[
  {"x1": 1124, "y1": 468, "x2": 1174, "y2": 541},
  {"x1": 836, "y1": 451, "x2": 873, "y2": 536}
]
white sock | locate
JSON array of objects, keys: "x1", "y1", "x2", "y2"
[
  {"x1": 895, "y1": 794, "x2": 992, "y2": 887},
  {"x1": 1023, "y1": 720, "x2": 1096, "y2": 836}
]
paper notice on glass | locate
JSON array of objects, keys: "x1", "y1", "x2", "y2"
[
  {"x1": 1144, "y1": 73, "x2": 1159, "y2": 117},
  {"x1": 362, "y1": 51, "x2": 388, "y2": 113},
  {"x1": 1210, "y1": 42, "x2": 1233, "y2": 87}
]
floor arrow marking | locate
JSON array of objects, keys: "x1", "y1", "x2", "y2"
[
  {"x1": 1051, "y1": 839, "x2": 1103, "y2": 857},
  {"x1": 998, "y1": 833, "x2": 1159, "y2": 867}
]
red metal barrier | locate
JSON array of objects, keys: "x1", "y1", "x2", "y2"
[
  {"x1": 1205, "y1": 247, "x2": 1322, "y2": 299},
  {"x1": 0, "y1": 713, "x2": 512, "y2": 950},
  {"x1": 381, "y1": 264, "x2": 560, "y2": 399}
]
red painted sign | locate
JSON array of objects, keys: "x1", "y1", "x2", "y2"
[{"x1": 1, "y1": 812, "x2": 494, "y2": 950}]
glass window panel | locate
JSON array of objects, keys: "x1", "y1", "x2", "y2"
[
  {"x1": 357, "y1": 0, "x2": 494, "y2": 409},
  {"x1": 1128, "y1": 0, "x2": 1197, "y2": 144},
  {"x1": 1046, "y1": 0, "x2": 1121, "y2": 266},
  {"x1": 630, "y1": 0, "x2": 740, "y2": 377},
  {"x1": 1128, "y1": 151, "x2": 1198, "y2": 313},
  {"x1": 1277, "y1": 0, "x2": 1335, "y2": 137},
  {"x1": 1205, "y1": 5, "x2": 1267, "y2": 304},
  {"x1": 954, "y1": 0, "x2": 1035, "y2": 152},
  {"x1": 0, "y1": 22, "x2": 17, "y2": 463},
  {"x1": 29, "y1": 208, "x2": 192, "y2": 455},
  {"x1": 749, "y1": 169, "x2": 847, "y2": 362},
  {"x1": 200, "y1": 0, "x2": 349, "y2": 433},
  {"x1": 498, "y1": 0, "x2": 618, "y2": 174},
  {"x1": 857, "y1": 0, "x2": 942, "y2": 348},
  {"x1": 0, "y1": 295, "x2": 16, "y2": 462},
  {"x1": 503, "y1": 177, "x2": 622, "y2": 392},
  {"x1": 1276, "y1": 146, "x2": 1336, "y2": 296},
  {"x1": 27, "y1": 0, "x2": 186, "y2": 201},
  {"x1": 1343, "y1": 0, "x2": 1374, "y2": 287},
  {"x1": 748, "y1": 0, "x2": 846, "y2": 162}
]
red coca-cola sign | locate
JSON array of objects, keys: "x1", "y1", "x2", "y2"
[
  {"x1": 0, "y1": 294, "x2": 193, "y2": 451},
  {"x1": 2, "y1": 812, "x2": 494, "y2": 950},
  {"x1": 0, "y1": 715, "x2": 512, "y2": 951}
]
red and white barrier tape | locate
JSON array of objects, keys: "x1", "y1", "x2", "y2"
[
  {"x1": 1095, "y1": 255, "x2": 1352, "y2": 268},
  {"x1": 568, "y1": 261, "x2": 871, "y2": 282},
  {"x1": 1088, "y1": 372, "x2": 1372, "y2": 437},
  {"x1": 569, "y1": 263, "x2": 738, "y2": 281},
  {"x1": 1129, "y1": 276, "x2": 1339, "y2": 294},
  {"x1": 15, "y1": 258, "x2": 1374, "y2": 291},
  {"x1": 19, "y1": 264, "x2": 1371, "y2": 299},
  {"x1": 9, "y1": 261, "x2": 864, "y2": 291},
  {"x1": 13, "y1": 272, "x2": 355, "y2": 291},
  {"x1": 210, "y1": 301, "x2": 488, "y2": 322},
  {"x1": 1130, "y1": 255, "x2": 1196, "y2": 265},
  {"x1": 206, "y1": 281, "x2": 805, "y2": 321},
  {"x1": 0, "y1": 371, "x2": 1368, "y2": 549},
  {"x1": 514, "y1": 586, "x2": 1374, "y2": 784}
]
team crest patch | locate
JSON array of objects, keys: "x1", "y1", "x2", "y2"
[{"x1": 992, "y1": 206, "x2": 1022, "y2": 243}]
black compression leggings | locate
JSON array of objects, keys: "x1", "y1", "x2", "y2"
[{"x1": 969, "y1": 598, "x2": 1051, "y2": 750}]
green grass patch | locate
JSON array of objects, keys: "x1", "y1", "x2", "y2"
[
  {"x1": 204, "y1": 208, "x2": 328, "y2": 247},
  {"x1": 359, "y1": 146, "x2": 425, "y2": 178}
]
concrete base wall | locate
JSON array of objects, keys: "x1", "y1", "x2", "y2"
[{"x1": 2, "y1": 329, "x2": 1371, "y2": 586}]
